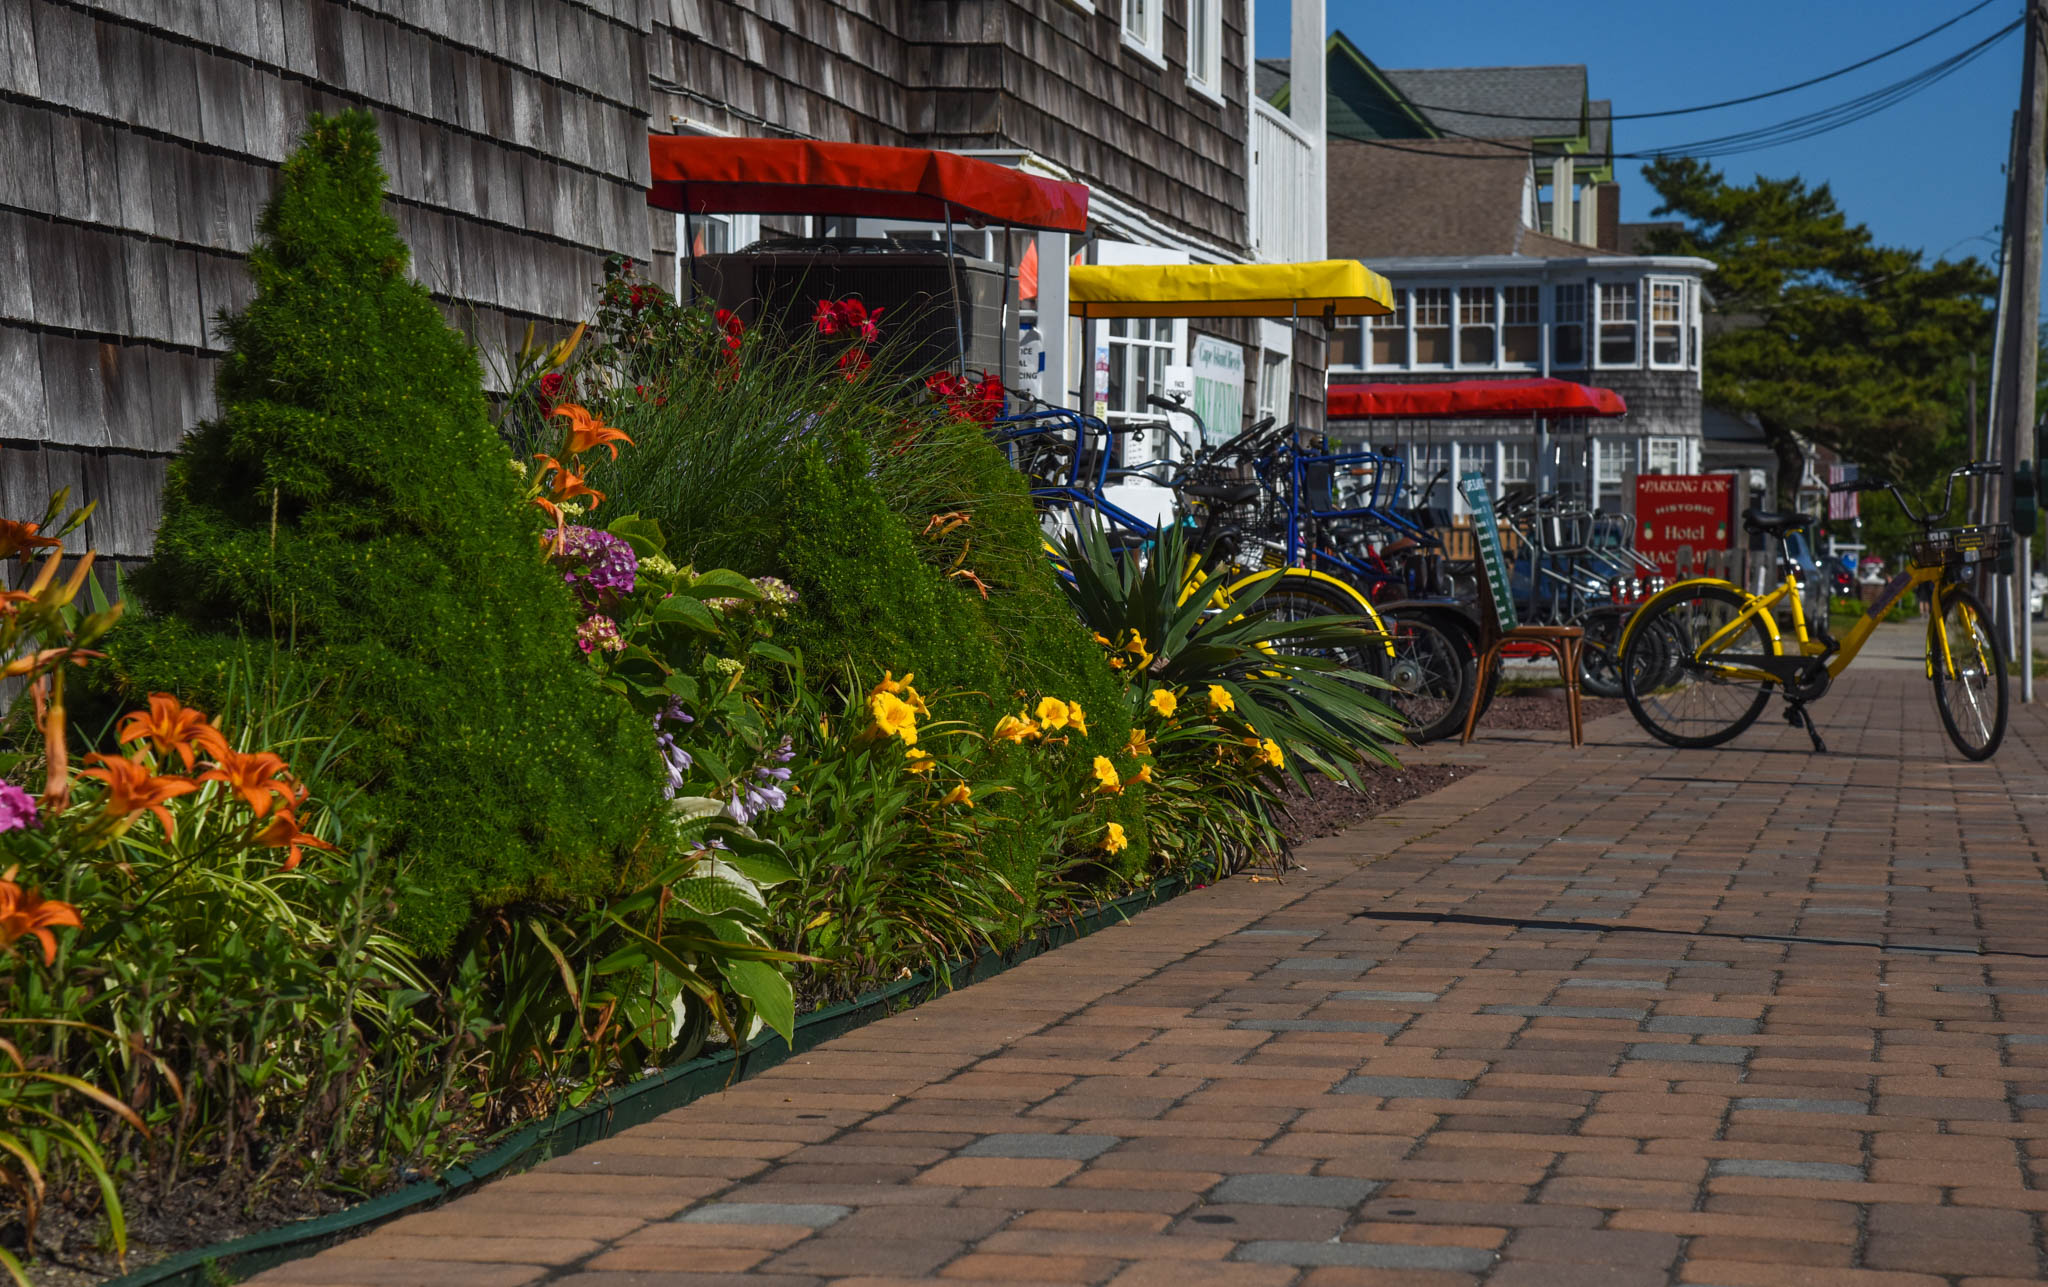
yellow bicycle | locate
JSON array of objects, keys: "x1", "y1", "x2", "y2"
[{"x1": 1618, "y1": 461, "x2": 2011, "y2": 759}]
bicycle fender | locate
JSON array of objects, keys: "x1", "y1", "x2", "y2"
[
  {"x1": 1223, "y1": 568, "x2": 1394, "y2": 655},
  {"x1": 1615, "y1": 577, "x2": 1783, "y2": 657}
]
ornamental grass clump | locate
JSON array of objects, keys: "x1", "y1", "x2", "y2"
[{"x1": 109, "y1": 111, "x2": 659, "y2": 949}]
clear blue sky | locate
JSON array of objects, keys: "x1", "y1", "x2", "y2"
[{"x1": 1257, "y1": 1, "x2": 2021, "y2": 266}]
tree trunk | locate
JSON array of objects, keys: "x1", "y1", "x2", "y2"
[{"x1": 1763, "y1": 424, "x2": 1806, "y2": 509}]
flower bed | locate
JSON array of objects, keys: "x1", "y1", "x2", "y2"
[{"x1": 0, "y1": 111, "x2": 1400, "y2": 1283}]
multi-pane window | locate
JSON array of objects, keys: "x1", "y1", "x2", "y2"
[
  {"x1": 1371, "y1": 290, "x2": 1408, "y2": 367},
  {"x1": 1122, "y1": 0, "x2": 1162, "y2": 57},
  {"x1": 1257, "y1": 348, "x2": 1290, "y2": 424},
  {"x1": 1596, "y1": 437, "x2": 1637, "y2": 506},
  {"x1": 1458, "y1": 288, "x2": 1496, "y2": 366},
  {"x1": 1501, "y1": 285, "x2": 1540, "y2": 365},
  {"x1": 1186, "y1": 0, "x2": 1222, "y2": 92},
  {"x1": 1106, "y1": 317, "x2": 1176, "y2": 416},
  {"x1": 1645, "y1": 438, "x2": 1684, "y2": 475},
  {"x1": 1649, "y1": 280, "x2": 1686, "y2": 367},
  {"x1": 1412, "y1": 287, "x2": 1451, "y2": 366},
  {"x1": 1501, "y1": 442, "x2": 1531, "y2": 485},
  {"x1": 1598, "y1": 281, "x2": 1640, "y2": 367},
  {"x1": 1409, "y1": 442, "x2": 1453, "y2": 509},
  {"x1": 1329, "y1": 317, "x2": 1364, "y2": 369},
  {"x1": 1552, "y1": 283, "x2": 1587, "y2": 367}
]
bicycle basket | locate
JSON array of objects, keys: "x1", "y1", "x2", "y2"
[{"x1": 1908, "y1": 524, "x2": 2012, "y2": 572}]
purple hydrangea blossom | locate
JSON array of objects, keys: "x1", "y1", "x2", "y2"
[
  {"x1": 576, "y1": 614, "x2": 625, "y2": 654},
  {"x1": 553, "y1": 526, "x2": 638, "y2": 605},
  {"x1": 0, "y1": 782, "x2": 38, "y2": 834}
]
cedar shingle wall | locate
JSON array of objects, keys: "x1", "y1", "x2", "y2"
[{"x1": 1, "y1": 0, "x2": 653, "y2": 560}]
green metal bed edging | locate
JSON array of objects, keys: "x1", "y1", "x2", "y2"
[{"x1": 106, "y1": 875, "x2": 1190, "y2": 1287}]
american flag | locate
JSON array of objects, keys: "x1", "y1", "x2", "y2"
[{"x1": 1828, "y1": 464, "x2": 1858, "y2": 520}]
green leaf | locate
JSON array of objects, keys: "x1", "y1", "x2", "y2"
[
  {"x1": 722, "y1": 959, "x2": 795, "y2": 1044},
  {"x1": 605, "y1": 513, "x2": 668, "y2": 558},
  {"x1": 651, "y1": 595, "x2": 720, "y2": 632}
]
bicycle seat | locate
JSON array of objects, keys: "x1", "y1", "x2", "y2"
[
  {"x1": 1182, "y1": 482, "x2": 1260, "y2": 506},
  {"x1": 1742, "y1": 507, "x2": 1815, "y2": 538}
]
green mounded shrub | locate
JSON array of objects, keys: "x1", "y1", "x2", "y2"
[{"x1": 109, "y1": 112, "x2": 659, "y2": 950}]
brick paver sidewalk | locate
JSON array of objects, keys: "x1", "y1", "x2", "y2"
[{"x1": 258, "y1": 661, "x2": 2048, "y2": 1287}]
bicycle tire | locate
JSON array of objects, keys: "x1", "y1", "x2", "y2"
[
  {"x1": 1929, "y1": 583, "x2": 2007, "y2": 761},
  {"x1": 1380, "y1": 606, "x2": 1478, "y2": 744},
  {"x1": 1575, "y1": 603, "x2": 1630, "y2": 700},
  {"x1": 1261, "y1": 579, "x2": 1467, "y2": 745},
  {"x1": 1621, "y1": 584, "x2": 1775, "y2": 749}
]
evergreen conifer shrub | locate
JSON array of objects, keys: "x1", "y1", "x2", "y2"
[{"x1": 112, "y1": 112, "x2": 659, "y2": 949}]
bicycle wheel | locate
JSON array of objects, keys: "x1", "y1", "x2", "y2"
[
  {"x1": 1621, "y1": 584, "x2": 1775, "y2": 748},
  {"x1": 1576, "y1": 603, "x2": 1630, "y2": 699},
  {"x1": 1377, "y1": 607, "x2": 1476, "y2": 744},
  {"x1": 1929, "y1": 583, "x2": 2007, "y2": 760}
]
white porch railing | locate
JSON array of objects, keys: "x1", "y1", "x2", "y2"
[{"x1": 1250, "y1": 99, "x2": 1317, "y2": 265}]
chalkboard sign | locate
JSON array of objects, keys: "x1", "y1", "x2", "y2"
[{"x1": 1460, "y1": 471, "x2": 1517, "y2": 631}]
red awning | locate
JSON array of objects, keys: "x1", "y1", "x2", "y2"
[
  {"x1": 1326, "y1": 378, "x2": 1627, "y2": 421},
  {"x1": 647, "y1": 137, "x2": 1090, "y2": 234}
]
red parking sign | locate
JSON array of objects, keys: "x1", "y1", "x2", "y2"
[{"x1": 1635, "y1": 475, "x2": 1733, "y2": 578}]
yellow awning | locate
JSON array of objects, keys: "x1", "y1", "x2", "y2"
[{"x1": 1067, "y1": 260, "x2": 1394, "y2": 319}]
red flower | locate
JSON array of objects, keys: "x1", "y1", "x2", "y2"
[
  {"x1": 627, "y1": 284, "x2": 655, "y2": 312},
  {"x1": 925, "y1": 370, "x2": 968, "y2": 400},
  {"x1": 857, "y1": 305, "x2": 885, "y2": 344},
  {"x1": 537, "y1": 372, "x2": 566, "y2": 415},
  {"x1": 812, "y1": 298, "x2": 845, "y2": 336},
  {"x1": 838, "y1": 348, "x2": 873, "y2": 382}
]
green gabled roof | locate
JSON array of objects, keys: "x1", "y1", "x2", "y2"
[{"x1": 1269, "y1": 31, "x2": 1440, "y2": 142}]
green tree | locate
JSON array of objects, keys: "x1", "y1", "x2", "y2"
[
  {"x1": 111, "y1": 112, "x2": 659, "y2": 950},
  {"x1": 1642, "y1": 157, "x2": 1996, "y2": 505}
]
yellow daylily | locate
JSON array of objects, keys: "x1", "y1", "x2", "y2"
[
  {"x1": 1126, "y1": 764, "x2": 1154, "y2": 787},
  {"x1": 1148, "y1": 688, "x2": 1179, "y2": 719},
  {"x1": 869, "y1": 691, "x2": 919, "y2": 745},
  {"x1": 1207, "y1": 684, "x2": 1235, "y2": 714},
  {"x1": 1101, "y1": 822, "x2": 1128, "y2": 855},
  {"x1": 1260, "y1": 738, "x2": 1285, "y2": 769},
  {"x1": 905, "y1": 747, "x2": 936, "y2": 774},
  {"x1": 1068, "y1": 701, "x2": 1089, "y2": 735},
  {"x1": 940, "y1": 783, "x2": 973, "y2": 807},
  {"x1": 1034, "y1": 696, "x2": 1072, "y2": 731},
  {"x1": 1091, "y1": 755, "x2": 1122, "y2": 794},
  {"x1": 992, "y1": 713, "x2": 1039, "y2": 744},
  {"x1": 1127, "y1": 727, "x2": 1153, "y2": 757}
]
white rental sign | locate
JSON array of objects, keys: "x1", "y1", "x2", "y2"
[{"x1": 1190, "y1": 335, "x2": 1244, "y2": 446}]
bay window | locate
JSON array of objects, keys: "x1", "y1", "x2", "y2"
[
  {"x1": 1371, "y1": 289, "x2": 1408, "y2": 367},
  {"x1": 1502, "y1": 284, "x2": 1540, "y2": 365},
  {"x1": 1597, "y1": 280, "x2": 1639, "y2": 367},
  {"x1": 1649, "y1": 279, "x2": 1687, "y2": 368},
  {"x1": 1458, "y1": 287, "x2": 1496, "y2": 366},
  {"x1": 1552, "y1": 283, "x2": 1586, "y2": 367},
  {"x1": 1412, "y1": 287, "x2": 1451, "y2": 367}
]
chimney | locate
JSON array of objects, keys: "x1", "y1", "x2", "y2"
[{"x1": 1550, "y1": 155, "x2": 1574, "y2": 242}]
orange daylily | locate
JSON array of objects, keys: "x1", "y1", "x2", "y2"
[
  {"x1": 253, "y1": 808, "x2": 339, "y2": 873},
  {"x1": 532, "y1": 454, "x2": 605, "y2": 509},
  {"x1": 117, "y1": 694, "x2": 229, "y2": 771},
  {"x1": 81, "y1": 753, "x2": 198, "y2": 835},
  {"x1": 553, "y1": 403, "x2": 634, "y2": 460},
  {"x1": 0, "y1": 520, "x2": 62, "y2": 561},
  {"x1": 198, "y1": 748, "x2": 296, "y2": 817},
  {"x1": 0, "y1": 870, "x2": 82, "y2": 966}
]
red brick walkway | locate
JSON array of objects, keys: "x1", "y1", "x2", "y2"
[{"x1": 256, "y1": 663, "x2": 2048, "y2": 1287}]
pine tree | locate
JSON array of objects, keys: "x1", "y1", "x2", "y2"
[{"x1": 114, "y1": 111, "x2": 659, "y2": 949}]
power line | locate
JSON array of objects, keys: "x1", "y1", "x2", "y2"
[
  {"x1": 1390, "y1": 0, "x2": 2002, "y2": 124},
  {"x1": 1340, "y1": 18, "x2": 2019, "y2": 164}
]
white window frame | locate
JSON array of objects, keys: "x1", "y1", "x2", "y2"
[
  {"x1": 1595, "y1": 435, "x2": 1636, "y2": 507},
  {"x1": 1500, "y1": 283, "x2": 1541, "y2": 368},
  {"x1": 1122, "y1": 0, "x2": 1166, "y2": 65},
  {"x1": 1594, "y1": 279, "x2": 1641, "y2": 370},
  {"x1": 1501, "y1": 440, "x2": 1532, "y2": 486},
  {"x1": 1105, "y1": 316, "x2": 1182, "y2": 421},
  {"x1": 1647, "y1": 278, "x2": 1688, "y2": 370},
  {"x1": 1409, "y1": 285, "x2": 1452, "y2": 371},
  {"x1": 1366, "y1": 288, "x2": 1408, "y2": 370},
  {"x1": 1456, "y1": 285, "x2": 1498, "y2": 370},
  {"x1": 1644, "y1": 437, "x2": 1684, "y2": 476},
  {"x1": 1256, "y1": 343, "x2": 1291, "y2": 425},
  {"x1": 1551, "y1": 282, "x2": 1588, "y2": 369},
  {"x1": 1185, "y1": 0, "x2": 1224, "y2": 101}
]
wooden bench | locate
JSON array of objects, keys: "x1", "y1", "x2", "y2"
[{"x1": 1457, "y1": 472, "x2": 1585, "y2": 748}]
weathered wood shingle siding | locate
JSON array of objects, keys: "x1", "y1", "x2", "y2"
[{"x1": 2, "y1": 0, "x2": 652, "y2": 560}]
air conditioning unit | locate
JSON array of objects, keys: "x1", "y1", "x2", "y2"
[{"x1": 687, "y1": 240, "x2": 1007, "y2": 379}]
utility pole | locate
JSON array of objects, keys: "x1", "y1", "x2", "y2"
[{"x1": 1993, "y1": 0, "x2": 2047, "y2": 701}]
